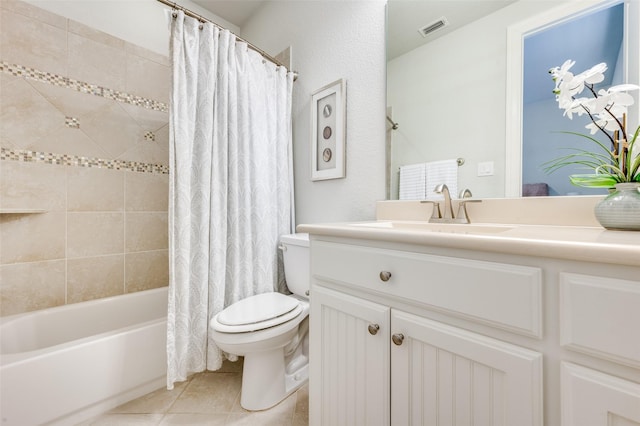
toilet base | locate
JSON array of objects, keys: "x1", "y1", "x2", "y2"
[
  {"x1": 240, "y1": 347, "x2": 309, "y2": 411},
  {"x1": 211, "y1": 300, "x2": 310, "y2": 411}
]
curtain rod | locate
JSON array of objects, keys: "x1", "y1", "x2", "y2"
[{"x1": 156, "y1": 0, "x2": 297, "y2": 80}]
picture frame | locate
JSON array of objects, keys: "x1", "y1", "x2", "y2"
[{"x1": 310, "y1": 79, "x2": 346, "y2": 181}]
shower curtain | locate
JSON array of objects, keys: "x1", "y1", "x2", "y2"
[{"x1": 166, "y1": 11, "x2": 295, "y2": 389}]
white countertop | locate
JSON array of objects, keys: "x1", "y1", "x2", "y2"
[{"x1": 297, "y1": 220, "x2": 640, "y2": 267}]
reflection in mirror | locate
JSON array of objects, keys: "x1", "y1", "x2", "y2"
[
  {"x1": 387, "y1": 0, "x2": 639, "y2": 200},
  {"x1": 387, "y1": 1, "x2": 517, "y2": 200},
  {"x1": 506, "y1": 0, "x2": 639, "y2": 197}
]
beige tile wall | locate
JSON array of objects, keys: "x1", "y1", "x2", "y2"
[{"x1": 0, "y1": 0, "x2": 170, "y2": 317}]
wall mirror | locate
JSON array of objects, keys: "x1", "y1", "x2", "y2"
[{"x1": 387, "y1": 0, "x2": 640, "y2": 200}]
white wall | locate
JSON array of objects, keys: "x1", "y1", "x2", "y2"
[
  {"x1": 387, "y1": 1, "x2": 566, "y2": 199},
  {"x1": 23, "y1": 0, "x2": 238, "y2": 55},
  {"x1": 242, "y1": 0, "x2": 387, "y2": 225},
  {"x1": 26, "y1": 0, "x2": 388, "y2": 225}
]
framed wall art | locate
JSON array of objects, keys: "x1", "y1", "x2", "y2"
[{"x1": 310, "y1": 79, "x2": 346, "y2": 181}]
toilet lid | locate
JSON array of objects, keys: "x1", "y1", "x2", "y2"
[{"x1": 217, "y1": 292, "x2": 300, "y2": 327}]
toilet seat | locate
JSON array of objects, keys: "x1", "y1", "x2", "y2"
[{"x1": 212, "y1": 292, "x2": 302, "y2": 333}]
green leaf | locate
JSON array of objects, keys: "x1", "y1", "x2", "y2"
[
  {"x1": 542, "y1": 150, "x2": 618, "y2": 175},
  {"x1": 627, "y1": 126, "x2": 640, "y2": 179},
  {"x1": 556, "y1": 131, "x2": 618, "y2": 161},
  {"x1": 544, "y1": 126, "x2": 640, "y2": 184},
  {"x1": 568, "y1": 174, "x2": 618, "y2": 188}
]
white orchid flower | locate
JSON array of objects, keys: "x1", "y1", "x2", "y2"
[
  {"x1": 602, "y1": 85, "x2": 639, "y2": 107},
  {"x1": 558, "y1": 75, "x2": 584, "y2": 97},
  {"x1": 579, "y1": 62, "x2": 607, "y2": 85},
  {"x1": 585, "y1": 112, "x2": 623, "y2": 134},
  {"x1": 561, "y1": 97, "x2": 594, "y2": 119},
  {"x1": 556, "y1": 89, "x2": 573, "y2": 108},
  {"x1": 592, "y1": 97, "x2": 609, "y2": 115},
  {"x1": 557, "y1": 94, "x2": 575, "y2": 111},
  {"x1": 564, "y1": 62, "x2": 607, "y2": 97},
  {"x1": 549, "y1": 59, "x2": 575, "y2": 89},
  {"x1": 585, "y1": 121, "x2": 604, "y2": 135},
  {"x1": 547, "y1": 60, "x2": 640, "y2": 188},
  {"x1": 607, "y1": 83, "x2": 640, "y2": 94},
  {"x1": 607, "y1": 102, "x2": 630, "y2": 119},
  {"x1": 556, "y1": 80, "x2": 638, "y2": 120},
  {"x1": 551, "y1": 60, "x2": 636, "y2": 129},
  {"x1": 553, "y1": 62, "x2": 609, "y2": 104},
  {"x1": 586, "y1": 85, "x2": 639, "y2": 119}
]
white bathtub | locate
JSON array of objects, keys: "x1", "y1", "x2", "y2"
[{"x1": 0, "y1": 287, "x2": 168, "y2": 426}]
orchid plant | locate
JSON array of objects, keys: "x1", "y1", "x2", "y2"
[{"x1": 545, "y1": 59, "x2": 640, "y2": 188}]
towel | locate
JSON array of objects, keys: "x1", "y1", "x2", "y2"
[
  {"x1": 425, "y1": 159, "x2": 458, "y2": 200},
  {"x1": 399, "y1": 163, "x2": 427, "y2": 200}
]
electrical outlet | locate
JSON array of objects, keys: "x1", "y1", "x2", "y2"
[{"x1": 477, "y1": 161, "x2": 494, "y2": 177}]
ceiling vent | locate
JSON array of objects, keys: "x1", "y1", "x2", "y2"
[{"x1": 417, "y1": 17, "x2": 449, "y2": 38}]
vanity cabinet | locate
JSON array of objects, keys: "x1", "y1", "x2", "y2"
[
  {"x1": 390, "y1": 310, "x2": 541, "y2": 426},
  {"x1": 311, "y1": 285, "x2": 390, "y2": 425},
  {"x1": 558, "y1": 273, "x2": 640, "y2": 426},
  {"x1": 307, "y1": 236, "x2": 640, "y2": 426}
]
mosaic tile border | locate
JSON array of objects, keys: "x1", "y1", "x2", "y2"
[
  {"x1": 0, "y1": 61, "x2": 168, "y2": 113},
  {"x1": 0, "y1": 147, "x2": 169, "y2": 175},
  {"x1": 65, "y1": 116, "x2": 80, "y2": 129}
]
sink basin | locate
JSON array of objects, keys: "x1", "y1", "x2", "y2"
[{"x1": 351, "y1": 221, "x2": 514, "y2": 235}]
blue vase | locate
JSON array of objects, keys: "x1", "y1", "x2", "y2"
[{"x1": 594, "y1": 183, "x2": 640, "y2": 230}]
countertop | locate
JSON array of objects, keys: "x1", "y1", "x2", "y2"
[{"x1": 297, "y1": 221, "x2": 640, "y2": 267}]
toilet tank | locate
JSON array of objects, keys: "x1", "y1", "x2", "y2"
[{"x1": 280, "y1": 233, "x2": 310, "y2": 298}]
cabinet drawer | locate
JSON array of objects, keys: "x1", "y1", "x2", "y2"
[
  {"x1": 560, "y1": 273, "x2": 640, "y2": 367},
  {"x1": 312, "y1": 241, "x2": 542, "y2": 338}
]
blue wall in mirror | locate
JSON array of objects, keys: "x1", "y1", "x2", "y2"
[{"x1": 522, "y1": 2, "x2": 624, "y2": 196}]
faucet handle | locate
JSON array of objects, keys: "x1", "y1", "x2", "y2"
[
  {"x1": 420, "y1": 200, "x2": 441, "y2": 219},
  {"x1": 456, "y1": 199, "x2": 482, "y2": 223},
  {"x1": 459, "y1": 188, "x2": 473, "y2": 198}
]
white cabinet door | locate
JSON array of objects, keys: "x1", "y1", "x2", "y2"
[
  {"x1": 561, "y1": 362, "x2": 640, "y2": 426},
  {"x1": 309, "y1": 285, "x2": 391, "y2": 426},
  {"x1": 391, "y1": 310, "x2": 543, "y2": 426}
]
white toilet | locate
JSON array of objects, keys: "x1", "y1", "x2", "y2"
[{"x1": 209, "y1": 233, "x2": 310, "y2": 411}]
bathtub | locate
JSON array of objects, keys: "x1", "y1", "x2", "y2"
[{"x1": 0, "y1": 287, "x2": 168, "y2": 426}]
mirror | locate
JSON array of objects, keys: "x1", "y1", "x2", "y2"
[
  {"x1": 387, "y1": 0, "x2": 640, "y2": 199},
  {"x1": 521, "y1": 3, "x2": 624, "y2": 197}
]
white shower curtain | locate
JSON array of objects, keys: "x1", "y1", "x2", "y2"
[{"x1": 166, "y1": 11, "x2": 295, "y2": 389}]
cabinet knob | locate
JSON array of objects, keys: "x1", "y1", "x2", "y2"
[
  {"x1": 368, "y1": 324, "x2": 380, "y2": 335},
  {"x1": 379, "y1": 271, "x2": 392, "y2": 282},
  {"x1": 392, "y1": 333, "x2": 405, "y2": 346}
]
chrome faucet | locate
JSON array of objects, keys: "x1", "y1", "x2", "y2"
[
  {"x1": 456, "y1": 188, "x2": 481, "y2": 223},
  {"x1": 420, "y1": 185, "x2": 482, "y2": 224},
  {"x1": 434, "y1": 184, "x2": 454, "y2": 219}
]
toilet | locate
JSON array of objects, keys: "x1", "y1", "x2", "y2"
[{"x1": 209, "y1": 233, "x2": 310, "y2": 411}]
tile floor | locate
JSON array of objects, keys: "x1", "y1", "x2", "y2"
[{"x1": 80, "y1": 359, "x2": 309, "y2": 425}]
